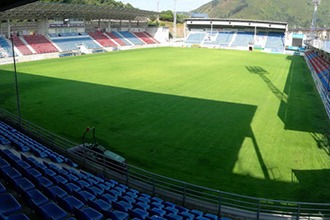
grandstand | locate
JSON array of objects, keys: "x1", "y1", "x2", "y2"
[
  {"x1": 0, "y1": 1, "x2": 330, "y2": 220},
  {"x1": 0, "y1": 119, "x2": 227, "y2": 220},
  {"x1": 50, "y1": 33, "x2": 101, "y2": 52},
  {"x1": 0, "y1": 36, "x2": 14, "y2": 57},
  {"x1": 184, "y1": 18, "x2": 288, "y2": 53}
]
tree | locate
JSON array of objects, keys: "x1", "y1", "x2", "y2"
[{"x1": 159, "y1": 10, "x2": 174, "y2": 22}]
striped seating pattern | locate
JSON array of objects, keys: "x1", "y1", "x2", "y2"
[{"x1": 0, "y1": 120, "x2": 227, "y2": 220}]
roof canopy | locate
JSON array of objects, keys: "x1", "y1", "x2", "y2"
[
  {"x1": 0, "y1": 0, "x2": 37, "y2": 12},
  {"x1": 0, "y1": 1, "x2": 158, "y2": 21}
]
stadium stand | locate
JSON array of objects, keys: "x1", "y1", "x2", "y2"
[
  {"x1": 231, "y1": 32, "x2": 254, "y2": 47},
  {"x1": 0, "y1": 36, "x2": 14, "y2": 57},
  {"x1": 204, "y1": 32, "x2": 234, "y2": 46},
  {"x1": 119, "y1": 31, "x2": 144, "y2": 45},
  {"x1": 0, "y1": 120, "x2": 226, "y2": 220},
  {"x1": 23, "y1": 35, "x2": 58, "y2": 54},
  {"x1": 143, "y1": 32, "x2": 160, "y2": 43},
  {"x1": 106, "y1": 32, "x2": 128, "y2": 46},
  {"x1": 133, "y1": 32, "x2": 156, "y2": 44},
  {"x1": 185, "y1": 32, "x2": 206, "y2": 44},
  {"x1": 265, "y1": 32, "x2": 285, "y2": 52},
  {"x1": 12, "y1": 36, "x2": 33, "y2": 55},
  {"x1": 254, "y1": 32, "x2": 268, "y2": 48},
  {"x1": 50, "y1": 33, "x2": 100, "y2": 51},
  {"x1": 88, "y1": 31, "x2": 118, "y2": 47},
  {"x1": 305, "y1": 51, "x2": 330, "y2": 90},
  {"x1": 109, "y1": 32, "x2": 132, "y2": 46}
]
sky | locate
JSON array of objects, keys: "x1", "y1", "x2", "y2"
[{"x1": 121, "y1": 0, "x2": 211, "y2": 12}]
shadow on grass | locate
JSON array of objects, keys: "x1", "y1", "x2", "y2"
[
  {"x1": 1, "y1": 68, "x2": 329, "y2": 202},
  {"x1": 292, "y1": 169, "x2": 330, "y2": 201},
  {"x1": 0, "y1": 69, "x2": 256, "y2": 172},
  {"x1": 246, "y1": 66, "x2": 288, "y2": 103},
  {"x1": 246, "y1": 57, "x2": 329, "y2": 134},
  {"x1": 278, "y1": 56, "x2": 329, "y2": 133}
]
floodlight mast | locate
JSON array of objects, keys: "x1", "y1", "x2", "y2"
[
  {"x1": 310, "y1": 0, "x2": 321, "y2": 40},
  {"x1": 173, "y1": 0, "x2": 177, "y2": 40}
]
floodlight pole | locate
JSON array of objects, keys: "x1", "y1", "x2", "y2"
[
  {"x1": 310, "y1": 0, "x2": 321, "y2": 39},
  {"x1": 157, "y1": 0, "x2": 159, "y2": 12},
  {"x1": 173, "y1": 0, "x2": 177, "y2": 40},
  {"x1": 10, "y1": 34, "x2": 22, "y2": 127}
]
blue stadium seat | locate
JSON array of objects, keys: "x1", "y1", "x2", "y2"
[
  {"x1": 204, "y1": 213, "x2": 219, "y2": 220},
  {"x1": 122, "y1": 195, "x2": 136, "y2": 204},
  {"x1": 97, "y1": 182, "x2": 111, "y2": 191},
  {"x1": 0, "y1": 158, "x2": 10, "y2": 168},
  {"x1": 149, "y1": 216, "x2": 166, "y2": 220},
  {"x1": 50, "y1": 175, "x2": 68, "y2": 185},
  {"x1": 1, "y1": 167, "x2": 22, "y2": 184},
  {"x1": 12, "y1": 177, "x2": 35, "y2": 197},
  {"x1": 1, "y1": 213, "x2": 29, "y2": 220},
  {"x1": 178, "y1": 211, "x2": 194, "y2": 220},
  {"x1": 190, "y1": 209, "x2": 204, "y2": 217},
  {"x1": 58, "y1": 196, "x2": 84, "y2": 213},
  {"x1": 165, "y1": 206, "x2": 179, "y2": 215},
  {"x1": 0, "y1": 193, "x2": 22, "y2": 215},
  {"x1": 129, "y1": 208, "x2": 149, "y2": 219},
  {"x1": 164, "y1": 213, "x2": 183, "y2": 220},
  {"x1": 134, "y1": 201, "x2": 149, "y2": 211},
  {"x1": 150, "y1": 208, "x2": 166, "y2": 217},
  {"x1": 61, "y1": 182, "x2": 81, "y2": 194},
  {"x1": 16, "y1": 160, "x2": 31, "y2": 175},
  {"x1": 89, "y1": 199, "x2": 112, "y2": 214},
  {"x1": 85, "y1": 186, "x2": 103, "y2": 196},
  {"x1": 26, "y1": 168, "x2": 42, "y2": 183},
  {"x1": 66, "y1": 173, "x2": 79, "y2": 182},
  {"x1": 76, "y1": 179, "x2": 91, "y2": 189},
  {"x1": 98, "y1": 193, "x2": 117, "y2": 204},
  {"x1": 0, "y1": 182, "x2": 6, "y2": 193},
  {"x1": 112, "y1": 200, "x2": 133, "y2": 212},
  {"x1": 0, "y1": 136, "x2": 10, "y2": 145},
  {"x1": 37, "y1": 176, "x2": 53, "y2": 192},
  {"x1": 26, "y1": 189, "x2": 48, "y2": 208},
  {"x1": 37, "y1": 202, "x2": 67, "y2": 220},
  {"x1": 45, "y1": 186, "x2": 68, "y2": 201},
  {"x1": 75, "y1": 207, "x2": 103, "y2": 220},
  {"x1": 73, "y1": 190, "x2": 96, "y2": 203},
  {"x1": 105, "y1": 210, "x2": 129, "y2": 220}
]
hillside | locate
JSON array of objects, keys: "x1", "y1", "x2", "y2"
[{"x1": 193, "y1": 0, "x2": 330, "y2": 28}]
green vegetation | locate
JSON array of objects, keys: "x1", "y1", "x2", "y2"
[
  {"x1": 0, "y1": 48, "x2": 329, "y2": 202},
  {"x1": 194, "y1": 0, "x2": 330, "y2": 28},
  {"x1": 40, "y1": 0, "x2": 133, "y2": 8},
  {"x1": 158, "y1": 10, "x2": 188, "y2": 24}
]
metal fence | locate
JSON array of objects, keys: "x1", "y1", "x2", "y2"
[{"x1": 0, "y1": 108, "x2": 329, "y2": 220}]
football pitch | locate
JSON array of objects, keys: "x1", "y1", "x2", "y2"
[{"x1": 0, "y1": 47, "x2": 329, "y2": 202}]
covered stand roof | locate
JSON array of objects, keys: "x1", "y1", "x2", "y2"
[
  {"x1": 0, "y1": 0, "x2": 37, "y2": 12},
  {"x1": 0, "y1": 1, "x2": 158, "y2": 21}
]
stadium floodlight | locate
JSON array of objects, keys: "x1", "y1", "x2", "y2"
[
  {"x1": 310, "y1": 0, "x2": 321, "y2": 39},
  {"x1": 173, "y1": 0, "x2": 177, "y2": 40},
  {"x1": 157, "y1": 0, "x2": 159, "y2": 12}
]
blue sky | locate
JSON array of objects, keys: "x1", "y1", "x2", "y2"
[{"x1": 121, "y1": 0, "x2": 211, "y2": 12}]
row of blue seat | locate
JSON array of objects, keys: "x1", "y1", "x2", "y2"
[
  {"x1": 0, "y1": 148, "x2": 218, "y2": 220},
  {"x1": 0, "y1": 121, "x2": 77, "y2": 167},
  {"x1": 0, "y1": 120, "x2": 226, "y2": 220},
  {"x1": 0, "y1": 181, "x2": 29, "y2": 220}
]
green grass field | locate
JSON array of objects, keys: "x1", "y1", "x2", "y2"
[{"x1": 0, "y1": 47, "x2": 329, "y2": 202}]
